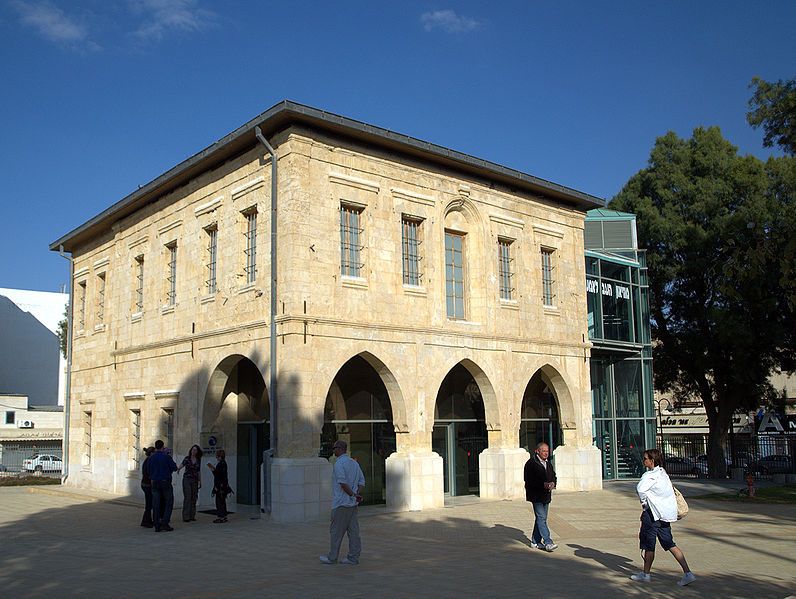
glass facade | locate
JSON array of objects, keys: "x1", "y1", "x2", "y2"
[{"x1": 586, "y1": 211, "x2": 655, "y2": 479}]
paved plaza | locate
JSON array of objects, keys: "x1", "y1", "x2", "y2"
[{"x1": 1, "y1": 480, "x2": 794, "y2": 598}]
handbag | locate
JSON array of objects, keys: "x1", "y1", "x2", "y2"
[{"x1": 673, "y1": 485, "x2": 689, "y2": 520}]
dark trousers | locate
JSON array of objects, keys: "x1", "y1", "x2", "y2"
[
  {"x1": 141, "y1": 484, "x2": 153, "y2": 526},
  {"x1": 215, "y1": 491, "x2": 228, "y2": 518},
  {"x1": 182, "y1": 477, "x2": 199, "y2": 521},
  {"x1": 152, "y1": 480, "x2": 174, "y2": 529}
]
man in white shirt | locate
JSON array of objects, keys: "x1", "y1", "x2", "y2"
[{"x1": 319, "y1": 440, "x2": 366, "y2": 565}]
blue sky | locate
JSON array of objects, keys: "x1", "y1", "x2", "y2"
[{"x1": 1, "y1": 1, "x2": 794, "y2": 293}]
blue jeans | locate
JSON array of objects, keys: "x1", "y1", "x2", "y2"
[
  {"x1": 532, "y1": 501, "x2": 552, "y2": 546},
  {"x1": 152, "y1": 480, "x2": 174, "y2": 529}
]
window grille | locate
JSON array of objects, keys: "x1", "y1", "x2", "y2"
[
  {"x1": 206, "y1": 226, "x2": 218, "y2": 294},
  {"x1": 401, "y1": 217, "x2": 423, "y2": 286},
  {"x1": 96, "y1": 273, "x2": 105, "y2": 323},
  {"x1": 498, "y1": 239, "x2": 514, "y2": 300},
  {"x1": 84, "y1": 411, "x2": 92, "y2": 467},
  {"x1": 130, "y1": 409, "x2": 141, "y2": 468},
  {"x1": 541, "y1": 248, "x2": 556, "y2": 306},
  {"x1": 340, "y1": 205, "x2": 364, "y2": 277},
  {"x1": 165, "y1": 243, "x2": 177, "y2": 306},
  {"x1": 162, "y1": 408, "x2": 174, "y2": 452},
  {"x1": 134, "y1": 256, "x2": 144, "y2": 312},
  {"x1": 244, "y1": 210, "x2": 257, "y2": 285},
  {"x1": 78, "y1": 281, "x2": 86, "y2": 329},
  {"x1": 445, "y1": 232, "x2": 465, "y2": 319}
]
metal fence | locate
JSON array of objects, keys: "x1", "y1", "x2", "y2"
[
  {"x1": 0, "y1": 441, "x2": 63, "y2": 478},
  {"x1": 659, "y1": 433, "x2": 796, "y2": 480}
]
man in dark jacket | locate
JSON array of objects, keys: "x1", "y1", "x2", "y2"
[
  {"x1": 524, "y1": 442, "x2": 557, "y2": 552},
  {"x1": 149, "y1": 439, "x2": 178, "y2": 532}
]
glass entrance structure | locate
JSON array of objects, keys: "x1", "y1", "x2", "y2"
[{"x1": 585, "y1": 209, "x2": 656, "y2": 479}]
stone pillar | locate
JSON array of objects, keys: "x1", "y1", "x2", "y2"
[
  {"x1": 270, "y1": 457, "x2": 332, "y2": 522},
  {"x1": 552, "y1": 444, "x2": 602, "y2": 492},
  {"x1": 385, "y1": 451, "x2": 444, "y2": 511},
  {"x1": 479, "y1": 447, "x2": 531, "y2": 500}
]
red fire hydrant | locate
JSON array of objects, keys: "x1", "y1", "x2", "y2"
[{"x1": 745, "y1": 473, "x2": 755, "y2": 498}]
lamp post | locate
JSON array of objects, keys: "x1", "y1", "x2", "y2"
[{"x1": 655, "y1": 398, "x2": 672, "y2": 452}]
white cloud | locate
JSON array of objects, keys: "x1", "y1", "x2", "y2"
[
  {"x1": 10, "y1": 0, "x2": 88, "y2": 43},
  {"x1": 129, "y1": 0, "x2": 215, "y2": 41},
  {"x1": 420, "y1": 9, "x2": 480, "y2": 34}
]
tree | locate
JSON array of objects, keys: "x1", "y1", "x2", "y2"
[
  {"x1": 610, "y1": 127, "x2": 795, "y2": 477},
  {"x1": 57, "y1": 304, "x2": 68, "y2": 359},
  {"x1": 747, "y1": 76, "x2": 796, "y2": 156}
]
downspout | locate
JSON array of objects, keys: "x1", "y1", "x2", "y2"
[
  {"x1": 59, "y1": 245, "x2": 73, "y2": 484},
  {"x1": 255, "y1": 127, "x2": 277, "y2": 509}
]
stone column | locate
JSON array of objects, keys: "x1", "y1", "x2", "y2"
[
  {"x1": 552, "y1": 444, "x2": 602, "y2": 492},
  {"x1": 479, "y1": 447, "x2": 531, "y2": 500},
  {"x1": 385, "y1": 451, "x2": 444, "y2": 511},
  {"x1": 270, "y1": 457, "x2": 332, "y2": 522}
]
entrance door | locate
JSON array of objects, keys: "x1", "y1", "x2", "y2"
[
  {"x1": 432, "y1": 421, "x2": 486, "y2": 496},
  {"x1": 236, "y1": 422, "x2": 267, "y2": 505}
]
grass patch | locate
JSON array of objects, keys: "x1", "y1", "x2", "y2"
[
  {"x1": 0, "y1": 475, "x2": 61, "y2": 487},
  {"x1": 692, "y1": 485, "x2": 796, "y2": 504}
]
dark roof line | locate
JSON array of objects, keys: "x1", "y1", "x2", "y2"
[{"x1": 50, "y1": 100, "x2": 604, "y2": 251}]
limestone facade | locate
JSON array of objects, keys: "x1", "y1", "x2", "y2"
[{"x1": 53, "y1": 103, "x2": 603, "y2": 521}]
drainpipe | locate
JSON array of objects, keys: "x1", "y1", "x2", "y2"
[
  {"x1": 255, "y1": 126, "x2": 277, "y2": 461},
  {"x1": 58, "y1": 245, "x2": 73, "y2": 484}
]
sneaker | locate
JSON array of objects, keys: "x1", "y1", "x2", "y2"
[
  {"x1": 630, "y1": 572, "x2": 651, "y2": 582},
  {"x1": 319, "y1": 555, "x2": 336, "y2": 564},
  {"x1": 544, "y1": 543, "x2": 558, "y2": 552},
  {"x1": 677, "y1": 572, "x2": 696, "y2": 587},
  {"x1": 339, "y1": 558, "x2": 358, "y2": 565},
  {"x1": 529, "y1": 541, "x2": 539, "y2": 549},
  {"x1": 212, "y1": 518, "x2": 227, "y2": 524}
]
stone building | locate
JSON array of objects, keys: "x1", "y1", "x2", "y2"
[{"x1": 50, "y1": 101, "x2": 604, "y2": 522}]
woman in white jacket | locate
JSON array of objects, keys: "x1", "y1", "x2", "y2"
[{"x1": 630, "y1": 448, "x2": 696, "y2": 586}]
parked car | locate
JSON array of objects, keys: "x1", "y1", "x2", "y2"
[
  {"x1": 694, "y1": 455, "x2": 729, "y2": 477},
  {"x1": 0, "y1": 464, "x2": 6, "y2": 472},
  {"x1": 664, "y1": 456, "x2": 704, "y2": 476},
  {"x1": 22, "y1": 454, "x2": 62, "y2": 473},
  {"x1": 756, "y1": 454, "x2": 793, "y2": 475}
]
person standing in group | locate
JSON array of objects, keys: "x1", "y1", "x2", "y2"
[
  {"x1": 207, "y1": 449, "x2": 230, "y2": 523},
  {"x1": 149, "y1": 439, "x2": 178, "y2": 532},
  {"x1": 319, "y1": 440, "x2": 365, "y2": 565},
  {"x1": 630, "y1": 448, "x2": 696, "y2": 587},
  {"x1": 140, "y1": 447, "x2": 155, "y2": 528},
  {"x1": 177, "y1": 444, "x2": 203, "y2": 523},
  {"x1": 524, "y1": 442, "x2": 558, "y2": 552}
]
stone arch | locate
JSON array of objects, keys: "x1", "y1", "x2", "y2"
[
  {"x1": 202, "y1": 354, "x2": 269, "y2": 430},
  {"x1": 321, "y1": 350, "x2": 408, "y2": 434},
  {"x1": 443, "y1": 195, "x2": 483, "y2": 232},
  {"x1": 529, "y1": 362, "x2": 577, "y2": 434},
  {"x1": 428, "y1": 357, "x2": 501, "y2": 431}
]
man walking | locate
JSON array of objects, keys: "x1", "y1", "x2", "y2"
[
  {"x1": 149, "y1": 439, "x2": 178, "y2": 532},
  {"x1": 320, "y1": 440, "x2": 365, "y2": 565},
  {"x1": 524, "y1": 442, "x2": 557, "y2": 552}
]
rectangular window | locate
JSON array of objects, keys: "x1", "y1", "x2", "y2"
[
  {"x1": 134, "y1": 256, "x2": 144, "y2": 313},
  {"x1": 401, "y1": 216, "x2": 423, "y2": 286},
  {"x1": 96, "y1": 273, "x2": 106, "y2": 323},
  {"x1": 206, "y1": 226, "x2": 218, "y2": 294},
  {"x1": 130, "y1": 409, "x2": 141, "y2": 469},
  {"x1": 498, "y1": 238, "x2": 514, "y2": 300},
  {"x1": 77, "y1": 281, "x2": 87, "y2": 329},
  {"x1": 340, "y1": 204, "x2": 363, "y2": 277},
  {"x1": 165, "y1": 243, "x2": 177, "y2": 306},
  {"x1": 84, "y1": 411, "x2": 92, "y2": 467},
  {"x1": 445, "y1": 231, "x2": 465, "y2": 319},
  {"x1": 541, "y1": 248, "x2": 556, "y2": 306},
  {"x1": 162, "y1": 408, "x2": 174, "y2": 452},
  {"x1": 5, "y1": 411, "x2": 14, "y2": 425},
  {"x1": 244, "y1": 210, "x2": 257, "y2": 285}
]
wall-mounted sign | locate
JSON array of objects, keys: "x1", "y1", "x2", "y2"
[
  {"x1": 200, "y1": 432, "x2": 224, "y2": 454},
  {"x1": 586, "y1": 278, "x2": 630, "y2": 300}
]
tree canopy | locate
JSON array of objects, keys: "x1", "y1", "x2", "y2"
[
  {"x1": 610, "y1": 127, "x2": 796, "y2": 475},
  {"x1": 747, "y1": 76, "x2": 796, "y2": 156}
]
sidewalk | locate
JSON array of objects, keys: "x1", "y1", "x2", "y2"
[{"x1": 1, "y1": 482, "x2": 794, "y2": 598}]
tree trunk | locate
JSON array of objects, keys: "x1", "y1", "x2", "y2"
[{"x1": 705, "y1": 395, "x2": 734, "y2": 478}]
